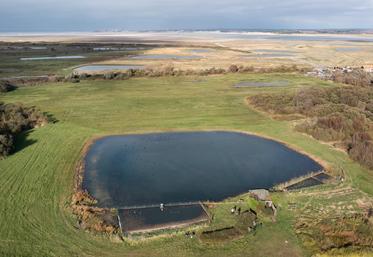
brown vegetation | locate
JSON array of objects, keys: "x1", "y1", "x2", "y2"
[
  {"x1": 249, "y1": 85, "x2": 373, "y2": 169},
  {"x1": 228, "y1": 64, "x2": 239, "y2": 73},
  {"x1": 295, "y1": 211, "x2": 373, "y2": 251},
  {"x1": 331, "y1": 69, "x2": 373, "y2": 87},
  {"x1": 3, "y1": 64, "x2": 307, "y2": 86},
  {"x1": 70, "y1": 64, "x2": 307, "y2": 82},
  {"x1": 71, "y1": 190, "x2": 120, "y2": 235}
]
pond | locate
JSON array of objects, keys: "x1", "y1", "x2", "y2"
[
  {"x1": 20, "y1": 56, "x2": 85, "y2": 61},
  {"x1": 75, "y1": 65, "x2": 145, "y2": 72},
  {"x1": 82, "y1": 131, "x2": 322, "y2": 208}
]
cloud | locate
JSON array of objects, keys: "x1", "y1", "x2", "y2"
[{"x1": 0, "y1": 0, "x2": 372, "y2": 31}]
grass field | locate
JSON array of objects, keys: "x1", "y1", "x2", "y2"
[{"x1": 1, "y1": 73, "x2": 372, "y2": 256}]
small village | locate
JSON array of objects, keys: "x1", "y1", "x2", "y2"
[{"x1": 307, "y1": 65, "x2": 373, "y2": 87}]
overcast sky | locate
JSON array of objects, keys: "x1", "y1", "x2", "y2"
[{"x1": 1, "y1": 0, "x2": 373, "y2": 32}]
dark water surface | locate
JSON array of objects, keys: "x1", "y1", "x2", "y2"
[{"x1": 83, "y1": 132, "x2": 322, "y2": 208}]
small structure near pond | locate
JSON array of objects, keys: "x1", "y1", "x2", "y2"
[{"x1": 249, "y1": 189, "x2": 270, "y2": 201}]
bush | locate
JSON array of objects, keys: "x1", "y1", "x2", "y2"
[
  {"x1": 228, "y1": 65, "x2": 239, "y2": 73},
  {"x1": 0, "y1": 134, "x2": 14, "y2": 157},
  {"x1": 332, "y1": 69, "x2": 373, "y2": 87},
  {"x1": 0, "y1": 103, "x2": 48, "y2": 158},
  {"x1": 64, "y1": 74, "x2": 81, "y2": 83},
  {"x1": 0, "y1": 81, "x2": 17, "y2": 93},
  {"x1": 67, "y1": 64, "x2": 303, "y2": 83}
]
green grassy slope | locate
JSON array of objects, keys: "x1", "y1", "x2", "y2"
[{"x1": 0, "y1": 73, "x2": 372, "y2": 257}]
